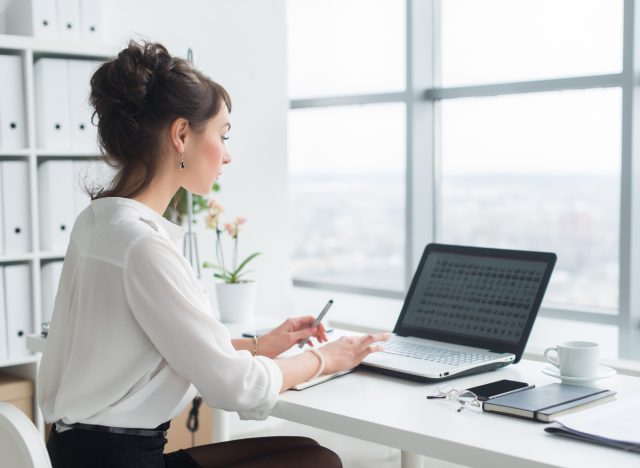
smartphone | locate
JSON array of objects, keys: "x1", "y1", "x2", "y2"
[{"x1": 466, "y1": 379, "x2": 534, "y2": 401}]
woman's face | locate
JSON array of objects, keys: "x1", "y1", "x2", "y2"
[{"x1": 182, "y1": 105, "x2": 231, "y2": 195}]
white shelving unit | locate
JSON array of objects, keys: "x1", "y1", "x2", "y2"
[{"x1": 0, "y1": 32, "x2": 115, "y2": 434}]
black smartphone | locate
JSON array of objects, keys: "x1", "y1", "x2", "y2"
[{"x1": 466, "y1": 379, "x2": 533, "y2": 401}]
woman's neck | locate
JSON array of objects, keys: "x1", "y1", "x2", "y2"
[{"x1": 132, "y1": 170, "x2": 180, "y2": 217}]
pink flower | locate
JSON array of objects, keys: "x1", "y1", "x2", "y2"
[
  {"x1": 224, "y1": 222, "x2": 237, "y2": 238},
  {"x1": 207, "y1": 199, "x2": 224, "y2": 216}
]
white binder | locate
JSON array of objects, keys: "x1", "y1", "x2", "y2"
[
  {"x1": 4, "y1": 0, "x2": 59, "y2": 39},
  {"x1": 0, "y1": 55, "x2": 27, "y2": 150},
  {"x1": 55, "y1": 0, "x2": 81, "y2": 41},
  {"x1": 4, "y1": 264, "x2": 32, "y2": 359},
  {"x1": 41, "y1": 261, "x2": 63, "y2": 324},
  {"x1": 0, "y1": 162, "x2": 31, "y2": 254},
  {"x1": 0, "y1": 164, "x2": 4, "y2": 256},
  {"x1": 72, "y1": 160, "x2": 92, "y2": 216},
  {"x1": 35, "y1": 59, "x2": 71, "y2": 150},
  {"x1": 39, "y1": 161, "x2": 75, "y2": 253},
  {"x1": 79, "y1": 0, "x2": 102, "y2": 43},
  {"x1": 72, "y1": 160, "x2": 114, "y2": 216},
  {"x1": 68, "y1": 60, "x2": 99, "y2": 152},
  {"x1": 0, "y1": 269, "x2": 8, "y2": 361}
]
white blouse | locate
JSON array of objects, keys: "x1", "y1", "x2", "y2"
[{"x1": 37, "y1": 197, "x2": 282, "y2": 428}]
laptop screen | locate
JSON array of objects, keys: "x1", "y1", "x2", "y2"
[{"x1": 395, "y1": 244, "x2": 556, "y2": 358}]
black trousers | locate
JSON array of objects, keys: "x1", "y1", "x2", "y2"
[
  {"x1": 47, "y1": 422, "x2": 199, "y2": 468},
  {"x1": 46, "y1": 422, "x2": 342, "y2": 468}
]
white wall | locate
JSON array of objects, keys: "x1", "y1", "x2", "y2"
[{"x1": 102, "y1": 0, "x2": 293, "y2": 319}]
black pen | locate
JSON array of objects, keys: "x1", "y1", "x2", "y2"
[{"x1": 298, "y1": 299, "x2": 334, "y2": 348}]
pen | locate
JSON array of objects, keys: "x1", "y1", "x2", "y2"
[{"x1": 298, "y1": 299, "x2": 334, "y2": 348}]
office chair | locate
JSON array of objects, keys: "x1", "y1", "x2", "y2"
[{"x1": 0, "y1": 402, "x2": 51, "y2": 468}]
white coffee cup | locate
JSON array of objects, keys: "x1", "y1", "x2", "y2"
[{"x1": 543, "y1": 341, "x2": 600, "y2": 378}]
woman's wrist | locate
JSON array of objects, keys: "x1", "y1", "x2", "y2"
[{"x1": 306, "y1": 348, "x2": 325, "y2": 380}]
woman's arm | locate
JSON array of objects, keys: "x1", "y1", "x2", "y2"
[
  {"x1": 275, "y1": 333, "x2": 390, "y2": 392},
  {"x1": 231, "y1": 316, "x2": 328, "y2": 358}
]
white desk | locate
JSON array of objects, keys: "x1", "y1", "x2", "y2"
[
  {"x1": 27, "y1": 329, "x2": 640, "y2": 467},
  {"x1": 273, "y1": 359, "x2": 640, "y2": 468}
]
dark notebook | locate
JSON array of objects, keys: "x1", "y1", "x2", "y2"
[{"x1": 482, "y1": 383, "x2": 616, "y2": 422}]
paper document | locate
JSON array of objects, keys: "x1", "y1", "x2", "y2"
[{"x1": 545, "y1": 396, "x2": 640, "y2": 452}]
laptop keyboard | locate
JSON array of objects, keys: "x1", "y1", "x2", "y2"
[{"x1": 378, "y1": 338, "x2": 495, "y2": 367}]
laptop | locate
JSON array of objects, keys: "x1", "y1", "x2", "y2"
[{"x1": 361, "y1": 243, "x2": 556, "y2": 381}]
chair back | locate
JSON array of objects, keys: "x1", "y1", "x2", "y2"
[{"x1": 0, "y1": 402, "x2": 51, "y2": 468}]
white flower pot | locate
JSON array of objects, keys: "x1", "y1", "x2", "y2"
[{"x1": 215, "y1": 281, "x2": 257, "y2": 323}]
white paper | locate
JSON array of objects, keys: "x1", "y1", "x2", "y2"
[
  {"x1": 0, "y1": 55, "x2": 27, "y2": 149},
  {"x1": 555, "y1": 396, "x2": 640, "y2": 444}
]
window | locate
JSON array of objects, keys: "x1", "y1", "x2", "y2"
[
  {"x1": 287, "y1": 0, "x2": 407, "y2": 293},
  {"x1": 440, "y1": 0, "x2": 623, "y2": 86},
  {"x1": 287, "y1": 0, "x2": 639, "y2": 358},
  {"x1": 440, "y1": 88, "x2": 621, "y2": 310}
]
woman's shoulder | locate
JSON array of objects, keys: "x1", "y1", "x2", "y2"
[{"x1": 73, "y1": 200, "x2": 176, "y2": 267}]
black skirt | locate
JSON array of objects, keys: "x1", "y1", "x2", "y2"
[{"x1": 46, "y1": 421, "x2": 201, "y2": 468}]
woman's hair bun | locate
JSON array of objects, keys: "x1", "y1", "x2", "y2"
[
  {"x1": 97, "y1": 41, "x2": 173, "y2": 118},
  {"x1": 88, "y1": 39, "x2": 231, "y2": 200}
]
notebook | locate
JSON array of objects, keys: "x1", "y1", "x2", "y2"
[
  {"x1": 483, "y1": 383, "x2": 616, "y2": 422},
  {"x1": 361, "y1": 243, "x2": 556, "y2": 381}
]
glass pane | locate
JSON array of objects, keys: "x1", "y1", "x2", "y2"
[
  {"x1": 439, "y1": 88, "x2": 621, "y2": 310},
  {"x1": 287, "y1": 0, "x2": 406, "y2": 98},
  {"x1": 289, "y1": 103, "x2": 406, "y2": 290},
  {"x1": 441, "y1": 0, "x2": 623, "y2": 86}
]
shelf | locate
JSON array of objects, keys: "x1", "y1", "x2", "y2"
[
  {"x1": 38, "y1": 252, "x2": 66, "y2": 261},
  {"x1": 0, "y1": 253, "x2": 34, "y2": 263},
  {"x1": 0, "y1": 33, "x2": 114, "y2": 59},
  {"x1": 26, "y1": 335, "x2": 47, "y2": 354},
  {"x1": 0, "y1": 354, "x2": 39, "y2": 367},
  {"x1": 36, "y1": 150, "x2": 101, "y2": 158},
  {"x1": 0, "y1": 149, "x2": 30, "y2": 157}
]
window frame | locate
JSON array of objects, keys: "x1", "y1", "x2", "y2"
[{"x1": 288, "y1": 0, "x2": 640, "y2": 359}]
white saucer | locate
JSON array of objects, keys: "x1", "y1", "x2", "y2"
[{"x1": 542, "y1": 365, "x2": 616, "y2": 384}]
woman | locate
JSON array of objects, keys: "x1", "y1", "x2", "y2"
[{"x1": 37, "y1": 40, "x2": 388, "y2": 468}]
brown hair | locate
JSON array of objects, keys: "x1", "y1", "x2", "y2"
[{"x1": 89, "y1": 39, "x2": 231, "y2": 199}]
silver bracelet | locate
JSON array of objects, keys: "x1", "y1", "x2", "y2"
[{"x1": 307, "y1": 347, "x2": 325, "y2": 380}]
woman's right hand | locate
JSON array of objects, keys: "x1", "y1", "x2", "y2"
[{"x1": 319, "y1": 333, "x2": 391, "y2": 375}]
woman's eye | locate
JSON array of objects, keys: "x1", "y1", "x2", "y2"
[{"x1": 222, "y1": 135, "x2": 230, "y2": 141}]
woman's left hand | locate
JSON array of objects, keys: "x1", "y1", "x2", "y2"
[{"x1": 258, "y1": 316, "x2": 329, "y2": 358}]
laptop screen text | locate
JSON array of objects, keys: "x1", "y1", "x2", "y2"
[{"x1": 399, "y1": 252, "x2": 547, "y2": 345}]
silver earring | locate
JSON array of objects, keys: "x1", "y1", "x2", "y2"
[{"x1": 179, "y1": 152, "x2": 185, "y2": 171}]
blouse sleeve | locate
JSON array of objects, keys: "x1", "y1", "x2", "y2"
[{"x1": 123, "y1": 235, "x2": 282, "y2": 420}]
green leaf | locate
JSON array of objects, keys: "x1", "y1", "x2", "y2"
[
  {"x1": 203, "y1": 262, "x2": 227, "y2": 273},
  {"x1": 231, "y1": 252, "x2": 261, "y2": 276},
  {"x1": 213, "y1": 273, "x2": 232, "y2": 282}
]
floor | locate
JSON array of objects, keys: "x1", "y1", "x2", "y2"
[{"x1": 244, "y1": 419, "x2": 468, "y2": 468}]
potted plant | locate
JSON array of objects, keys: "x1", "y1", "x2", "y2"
[{"x1": 203, "y1": 199, "x2": 261, "y2": 323}]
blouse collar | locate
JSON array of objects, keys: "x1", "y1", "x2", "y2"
[{"x1": 91, "y1": 197, "x2": 185, "y2": 249}]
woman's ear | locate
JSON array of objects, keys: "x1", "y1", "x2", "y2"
[{"x1": 169, "y1": 117, "x2": 190, "y2": 154}]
